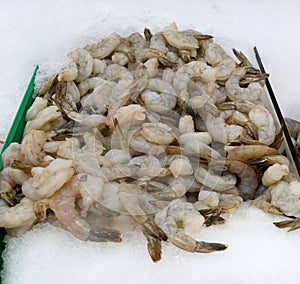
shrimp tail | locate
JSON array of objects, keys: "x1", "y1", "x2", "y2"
[
  {"x1": 143, "y1": 228, "x2": 162, "y2": 262},
  {"x1": 273, "y1": 218, "x2": 300, "y2": 232},
  {"x1": 87, "y1": 227, "x2": 122, "y2": 242},
  {"x1": 195, "y1": 241, "x2": 228, "y2": 253}
]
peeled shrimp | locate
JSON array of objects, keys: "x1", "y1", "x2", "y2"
[
  {"x1": 0, "y1": 197, "x2": 36, "y2": 229},
  {"x1": 225, "y1": 67, "x2": 263, "y2": 102},
  {"x1": 163, "y1": 22, "x2": 198, "y2": 50},
  {"x1": 154, "y1": 199, "x2": 227, "y2": 253},
  {"x1": 71, "y1": 48, "x2": 93, "y2": 82},
  {"x1": 248, "y1": 105, "x2": 275, "y2": 145},
  {"x1": 85, "y1": 33, "x2": 121, "y2": 59},
  {"x1": 22, "y1": 158, "x2": 74, "y2": 201},
  {"x1": 49, "y1": 176, "x2": 121, "y2": 242}
]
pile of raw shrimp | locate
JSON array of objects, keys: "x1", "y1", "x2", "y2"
[{"x1": 1, "y1": 22, "x2": 300, "y2": 262}]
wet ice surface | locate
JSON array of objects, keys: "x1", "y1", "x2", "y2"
[{"x1": 1, "y1": 0, "x2": 300, "y2": 283}]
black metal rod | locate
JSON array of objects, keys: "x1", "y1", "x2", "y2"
[{"x1": 254, "y1": 46, "x2": 300, "y2": 175}]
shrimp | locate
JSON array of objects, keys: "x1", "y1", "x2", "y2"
[
  {"x1": 71, "y1": 48, "x2": 93, "y2": 82},
  {"x1": 77, "y1": 77, "x2": 106, "y2": 96},
  {"x1": 149, "y1": 32, "x2": 169, "y2": 54},
  {"x1": 25, "y1": 106, "x2": 61, "y2": 133},
  {"x1": 225, "y1": 67, "x2": 263, "y2": 102},
  {"x1": 225, "y1": 144, "x2": 277, "y2": 163},
  {"x1": 21, "y1": 130, "x2": 48, "y2": 167},
  {"x1": 0, "y1": 197, "x2": 36, "y2": 230},
  {"x1": 178, "y1": 115, "x2": 194, "y2": 134},
  {"x1": 1, "y1": 142, "x2": 25, "y2": 169},
  {"x1": 128, "y1": 129, "x2": 166, "y2": 156},
  {"x1": 154, "y1": 199, "x2": 227, "y2": 253},
  {"x1": 140, "y1": 122, "x2": 175, "y2": 145},
  {"x1": 176, "y1": 61, "x2": 216, "y2": 83},
  {"x1": 183, "y1": 140, "x2": 222, "y2": 160},
  {"x1": 65, "y1": 81, "x2": 81, "y2": 110},
  {"x1": 22, "y1": 158, "x2": 74, "y2": 201},
  {"x1": 141, "y1": 78, "x2": 177, "y2": 113},
  {"x1": 249, "y1": 155, "x2": 290, "y2": 167},
  {"x1": 163, "y1": 22, "x2": 199, "y2": 50},
  {"x1": 58, "y1": 64, "x2": 78, "y2": 82},
  {"x1": 85, "y1": 33, "x2": 121, "y2": 59},
  {"x1": 226, "y1": 160, "x2": 258, "y2": 200},
  {"x1": 203, "y1": 113, "x2": 246, "y2": 144},
  {"x1": 127, "y1": 155, "x2": 163, "y2": 179},
  {"x1": 248, "y1": 105, "x2": 275, "y2": 145},
  {"x1": 168, "y1": 156, "x2": 193, "y2": 177},
  {"x1": 49, "y1": 176, "x2": 121, "y2": 242},
  {"x1": 25, "y1": 97, "x2": 48, "y2": 121},
  {"x1": 261, "y1": 163, "x2": 289, "y2": 187},
  {"x1": 178, "y1": 132, "x2": 212, "y2": 147},
  {"x1": 217, "y1": 100, "x2": 256, "y2": 113},
  {"x1": 268, "y1": 181, "x2": 300, "y2": 218},
  {"x1": 204, "y1": 42, "x2": 236, "y2": 81},
  {"x1": 225, "y1": 110, "x2": 258, "y2": 139},
  {"x1": 143, "y1": 57, "x2": 159, "y2": 78},
  {"x1": 92, "y1": 59, "x2": 107, "y2": 76},
  {"x1": 103, "y1": 64, "x2": 133, "y2": 82},
  {"x1": 106, "y1": 104, "x2": 146, "y2": 130},
  {"x1": 80, "y1": 81, "x2": 115, "y2": 114},
  {"x1": 112, "y1": 52, "x2": 129, "y2": 66},
  {"x1": 61, "y1": 102, "x2": 106, "y2": 128},
  {"x1": 194, "y1": 166, "x2": 237, "y2": 192}
]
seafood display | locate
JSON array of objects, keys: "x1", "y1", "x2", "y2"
[{"x1": 1, "y1": 22, "x2": 300, "y2": 262}]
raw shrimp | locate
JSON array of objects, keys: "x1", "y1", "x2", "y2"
[
  {"x1": 71, "y1": 48, "x2": 93, "y2": 82},
  {"x1": 225, "y1": 144, "x2": 277, "y2": 163},
  {"x1": 49, "y1": 176, "x2": 121, "y2": 242},
  {"x1": 143, "y1": 57, "x2": 159, "y2": 78},
  {"x1": 0, "y1": 197, "x2": 36, "y2": 229},
  {"x1": 65, "y1": 81, "x2": 81, "y2": 110},
  {"x1": 1, "y1": 143, "x2": 25, "y2": 169},
  {"x1": 163, "y1": 22, "x2": 199, "y2": 50},
  {"x1": 141, "y1": 78, "x2": 177, "y2": 113},
  {"x1": 204, "y1": 113, "x2": 246, "y2": 144},
  {"x1": 226, "y1": 160, "x2": 258, "y2": 200},
  {"x1": 204, "y1": 42, "x2": 236, "y2": 80},
  {"x1": 248, "y1": 105, "x2": 275, "y2": 145},
  {"x1": 148, "y1": 176, "x2": 189, "y2": 201},
  {"x1": 178, "y1": 132, "x2": 212, "y2": 146},
  {"x1": 128, "y1": 129, "x2": 166, "y2": 156},
  {"x1": 178, "y1": 115, "x2": 194, "y2": 134},
  {"x1": 183, "y1": 140, "x2": 222, "y2": 160},
  {"x1": 127, "y1": 155, "x2": 163, "y2": 179},
  {"x1": 92, "y1": 59, "x2": 107, "y2": 76},
  {"x1": 112, "y1": 52, "x2": 129, "y2": 66},
  {"x1": 154, "y1": 199, "x2": 227, "y2": 253},
  {"x1": 85, "y1": 33, "x2": 121, "y2": 59},
  {"x1": 21, "y1": 130, "x2": 48, "y2": 166},
  {"x1": 194, "y1": 166, "x2": 237, "y2": 192},
  {"x1": 261, "y1": 163, "x2": 289, "y2": 187},
  {"x1": 25, "y1": 97, "x2": 48, "y2": 121},
  {"x1": 22, "y1": 158, "x2": 74, "y2": 201},
  {"x1": 140, "y1": 122, "x2": 175, "y2": 145},
  {"x1": 149, "y1": 32, "x2": 169, "y2": 54},
  {"x1": 217, "y1": 100, "x2": 256, "y2": 113},
  {"x1": 58, "y1": 64, "x2": 78, "y2": 82},
  {"x1": 77, "y1": 77, "x2": 106, "y2": 96},
  {"x1": 225, "y1": 67, "x2": 263, "y2": 102},
  {"x1": 25, "y1": 106, "x2": 61, "y2": 133},
  {"x1": 106, "y1": 104, "x2": 146, "y2": 130},
  {"x1": 80, "y1": 81, "x2": 115, "y2": 114},
  {"x1": 226, "y1": 110, "x2": 258, "y2": 139},
  {"x1": 168, "y1": 156, "x2": 193, "y2": 177}
]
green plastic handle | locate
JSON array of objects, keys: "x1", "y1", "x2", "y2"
[{"x1": 0, "y1": 65, "x2": 39, "y2": 170}]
